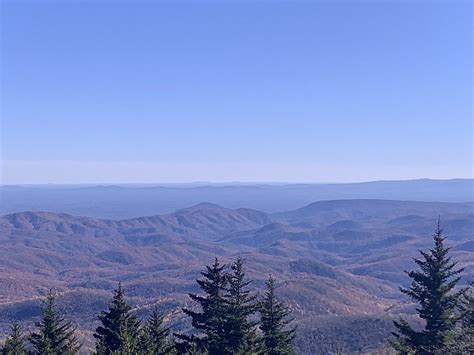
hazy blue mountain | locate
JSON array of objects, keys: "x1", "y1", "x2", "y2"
[{"x1": 1, "y1": 178, "x2": 472, "y2": 218}]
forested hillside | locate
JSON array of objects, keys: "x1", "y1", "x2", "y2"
[{"x1": 0, "y1": 200, "x2": 473, "y2": 353}]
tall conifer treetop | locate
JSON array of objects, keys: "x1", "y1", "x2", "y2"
[
  {"x1": 29, "y1": 291, "x2": 81, "y2": 355},
  {"x1": 140, "y1": 306, "x2": 174, "y2": 354},
  {"x1": 224, "y1": 257, "x2": 259, "y2": 354},
  {"x1": 94, "y1": 282, "x2": 141, "y2": 354},
  {"x1": 176, "y1": 258, "x2": 228, "y2": 354},
  {"x1": 259, "y1": 276, "x2": 296, "y2": 355},
  {"x1": 1, "y1": 322, "x2": 26, "y2": 355},
  {"x1": 391, "y1": 221, "x2": 466, "y2": 354}
]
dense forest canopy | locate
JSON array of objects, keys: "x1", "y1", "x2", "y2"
[{"x1": 1, "y1": 223, "x2": 473, "y2": 354}]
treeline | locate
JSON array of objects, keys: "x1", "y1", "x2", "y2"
[
  {"x1": 1, "y1": 258, "x2": 295, "y2": 355},
  {"x1": 1, "y1": 223, "x2": 474, "y2": 354}
]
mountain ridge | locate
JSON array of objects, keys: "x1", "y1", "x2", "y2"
[
  {"x1": 2, "y1": 179, "x2": 472, "y2": 219},
  {"x1": 1, "y1": 198, "x2": 473, "y2": 353}
]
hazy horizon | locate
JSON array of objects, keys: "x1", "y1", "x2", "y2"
[
  {"x1": 1, "y1": 177, "x2": 473, "y2": 187},
  {"x1": 1, "y1": 159, "x2": 472, "y2": 185}
]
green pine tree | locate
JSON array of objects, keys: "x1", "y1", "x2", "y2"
[
  {"x1": 116, "y1": 324, "x2": 137, "y2": 355},
  {"x1": 94, "y1": 283, "x2": 141, "y2": 355},
  {"x1": 29, "y1": 290, "x2": 81, "y2": 355},
  {"x1": 224, "y1": 257, "x2": 259, "y2": 354},
  {"x1": 391, "y1": 221, "x2": 466, "y2": 354},
  {"x1": 2, "y1": 322, "x2": 26, "y2": 355},
  {"x1": 174, "y1": 336, "x2": 202, "y2": 355},
  {"x1": 95, "y1": 339, "x2": 107, "y2": 355},
  {"x1": 258, "y1": 276, "x2": 296, "y2": 355},
  {"x1": 454, "y1": 283, "x2": 474, "y2": 354},
  {"x1": 140, "y1": 307, "x2": 174, "y2": 354},
  {"x1": 176, "y1": 258, "x2": 229, "y2": 355}
]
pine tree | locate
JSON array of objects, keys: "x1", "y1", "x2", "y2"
[
  {"x1": 29, "y1": 290, "x2": 81, "y2": 355},
  {"x1": 258, "y1": 276, "x2": 296, "y2": 355},
  {"x1": 94, "y1": 283, "x2": 141, "y2": 354},
  {"x1": 455, "y1": 284, "x2": 474, "y2": 354},
  {"x1": 95, "y1": 339, "x2": 107, "y2": 355},
  {"x1": 175, "y1": 258, "x2": 229, "y2": 355},
  {"x1": 224, "y1": 257, "x2": 259, "y2": 354},
  {"x1": 2, "y1": 322, "x2": 26, "y2": 355},
  {"x1": 140, "y1": 307, "x2": 174, "y2": 354},
  {"x1": 391, "y1": 221, "x2": 466, "y2": 354}
]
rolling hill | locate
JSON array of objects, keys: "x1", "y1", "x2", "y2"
[{"x1": 0, "y1": 199, "x2": 472, "y2": 353}]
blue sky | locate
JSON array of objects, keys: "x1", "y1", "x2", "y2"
[{"x1": 1, "y1": 0, "x2": 472, "y2": 183}]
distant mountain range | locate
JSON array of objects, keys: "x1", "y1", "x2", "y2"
[
  {"x1": 1, "y1": 178, "x2": 473, "y2": 218},
  {"x1": 1, "y1": 198, "x2": 473, "y2": 353}
]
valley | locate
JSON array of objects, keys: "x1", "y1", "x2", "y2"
[{"x1": 0, "y1": 199, "x2": 472, "y2": 353}]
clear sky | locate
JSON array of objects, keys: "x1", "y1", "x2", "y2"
[{"x1": 1, "y1": 0, "x2": 472, "y2": 184}]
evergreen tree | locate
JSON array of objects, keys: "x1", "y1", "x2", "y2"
[
  {"x1": 391, "y1": 221, "x2": 466, "y2": 354},
  {"x1": 94, "y1": 283, "x2": 141, "y2": 354},
  {"x1": 95, "y1": 339, "x2": 107, "y2": 355},
  {"x1": 140, "y1": 307, "x2": 174, "y2": 354},
  {"x1": 454, "y1": 284, "x2": 474, "y2": 354},
  {"x1": 29, "y1": 290, "x2": 81, "y2": 355},
  {"x1": 258, "y1": 276, "x2": 295, "y2": 355},
  {"x1": 224, "y1": 257, "x2": 259, "y2": 354},
  {"x1": 174, "y1": 340, "x2": 208, "y2": 355},
  {"x1": 175, "y1": 258, "x2": 228, "y2": 355},
  {"x1": 2, "y1": 322, "x2": 26, "y2": 355}
]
